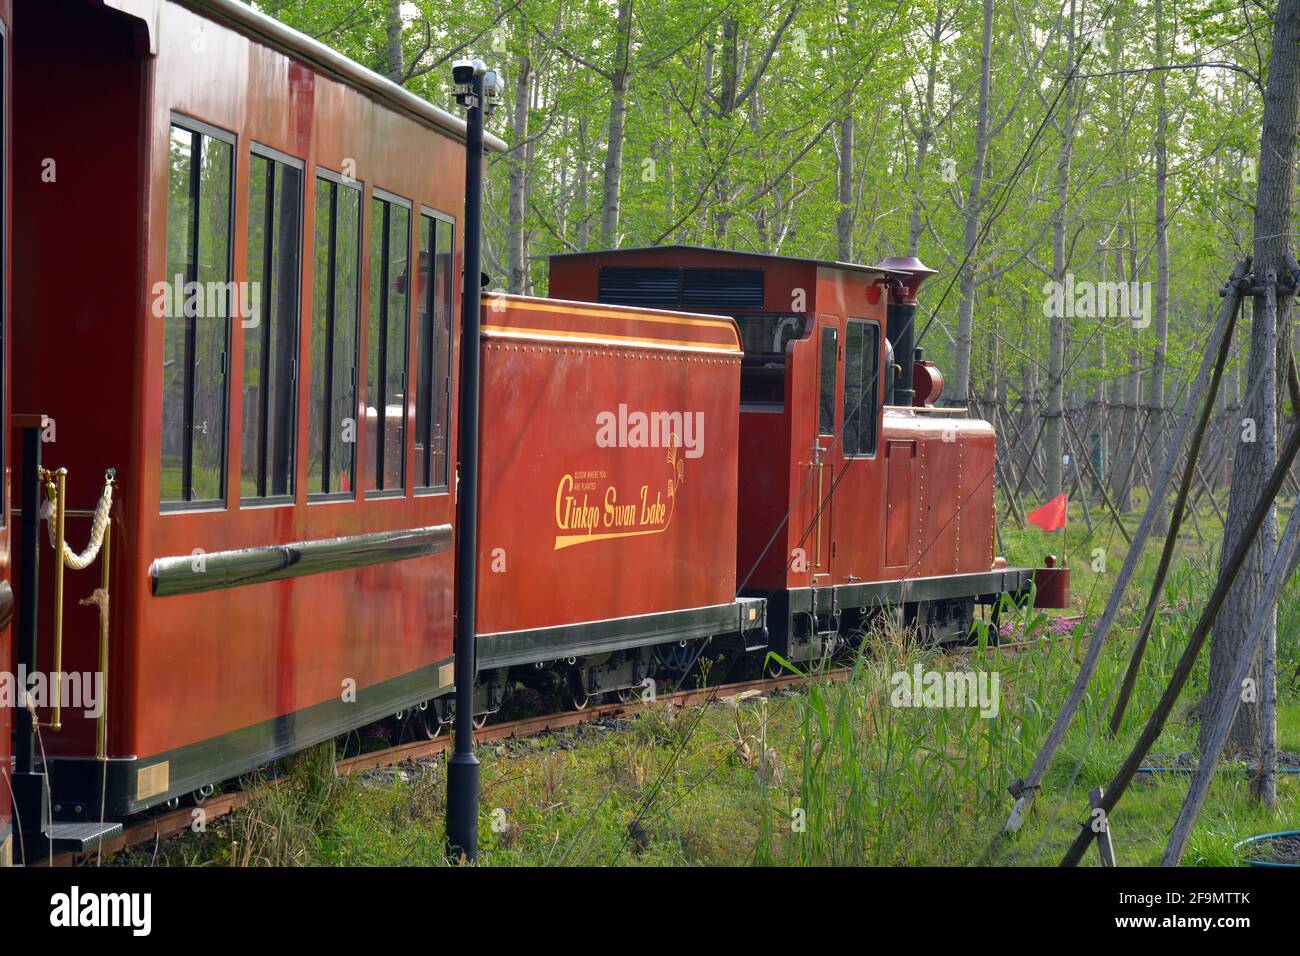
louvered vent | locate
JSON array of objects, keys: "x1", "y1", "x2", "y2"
[
  {"x1": 596, "y1": 267, "x2": 680, "y2": 307},
  {"x1": 597, "y1": 266, "x2": 764, "y2": 310},
  {"x1": 681, "y1": 268, "x2": 764, "y2": 309}
]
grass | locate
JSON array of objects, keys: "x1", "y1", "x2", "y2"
[{"x1": 122, "y1": 497, "x2": 1300, "y2": 867}]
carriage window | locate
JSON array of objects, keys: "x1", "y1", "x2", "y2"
[
  {"x1": 818, "y1": 326, "x2": 836, "y2": 435},
  {"x1": 161, "y1": 120, "x2": 234, "y2": 508},
  {"x1": 842, "y1": 319, "x2": 880, "y2": 457},
  {"x1": 242, "y1": 150, "x2": 302, "y2": 501},
  {"x1": 308, "y1": 173, "x2": 361, "y2": 497},
  {"x1": 415, "y1": 212, "x2": 454, "y2": 490},
  {"x1": 366, "y1": 194, "x2": 410, "y2": 494}
]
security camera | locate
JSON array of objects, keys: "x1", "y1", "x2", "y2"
[
  {"x1": 483, "y1": 70, "x2": 504, "y2": 98},
  {"x1": 451, "y1": 58, "x2": 486, "y2": 85}
]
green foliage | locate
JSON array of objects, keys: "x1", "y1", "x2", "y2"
[{"x1": 255, "y1": 0, "x2": 1267, "y2": 412}]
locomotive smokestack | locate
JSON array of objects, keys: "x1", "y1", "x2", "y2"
[{"x1": 873, "y1": 256, "x2": 937, "y2": 406}]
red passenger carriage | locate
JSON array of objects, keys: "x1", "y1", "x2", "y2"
[
  {"x1": 4, "y1": 0, "x2": 499, "y2": 841},
  {"x1": 0, "y1": 0, "x2": 12, "y2": 870}
]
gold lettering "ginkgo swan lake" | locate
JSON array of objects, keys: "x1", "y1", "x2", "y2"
[{"x1": 553, "y1": 473, "x2": 671, "y2": 550}]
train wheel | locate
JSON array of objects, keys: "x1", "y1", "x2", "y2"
[
  {"x1": 616, "y1": 685, "x2": 639, "y2": 704},
  {"x1": 471, "y1": 711, "x2": 490, "y2": 730},
  {"x1": 564, "y1": 674, "x2": 595, "y2": 711},
  {"x1": 765, "y1": 656, "x2": 788, "y2": 680},
  {"x1": 419, "y1": 710, "x2": 447, "y2": 739}
]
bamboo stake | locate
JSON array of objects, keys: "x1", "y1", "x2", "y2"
[
  {"x1": 1191, "y1": 460, "x2": 1227, "y2": 529},
  {"x1": 1012, "y1": 415, "x2": 1048, "y2": 504},
  {"x1": 994, "y1": 267, "x2": 1246, "y2": 843},
  {"x1": 1065, "y1": 412, "x2": 1132, "y2": 545},
  {"x1": 1112, "y1": 407, "x2": 1154, "y2": 511},
  {"x1": 1066, "y1": 433, "x2": 1095, "y2": 534},
  {"x1": 1064, "y1": 396, "x2": 1300, "y2": 866},
  {"x1": 1256, "y1": 275, "x2": 1281, "y2": 810},
  {"x1": 1107, "y1": 303, "x2": 1239, "y2": 734},
  {"x1": 1107, "y1": 405, "x2": 1132, "y2": 503}
]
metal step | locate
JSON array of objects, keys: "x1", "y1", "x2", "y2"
[{"x1": 44, "y1": 820, "x2": 123, "y2": 853}]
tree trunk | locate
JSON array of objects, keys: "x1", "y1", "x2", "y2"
[
  {"x1": 577, "y1": 115, "x2": 591, "y2": 250},
  {"x1": 1150, "y1": 0, "x2": 1170, "y2": 534},
  {"x1": 907, "y1": 5, "x2": 943, "y2": 256},
  {"x1": 1202, "y1": 0, "x2": 1300, "y2": 762},
  {"x1": 951, "y1": 0, "x2": 993, "y2": 407},
  {"x1": 384, "y1": 0, "x2": 403, "y2": 84},
  {"x1": 507, "y1": 52, "x2": 532, "y2": 294},
  {"x1": 835, "y1": 0, "x2": 859, "y2": 261},
  {"x1": 837, "y1": 114, "x2": 854, "y2": 260},
  {"x1": 599, "y1": 0, "x2": 633, "y2": 247},
  {"x1": 1044, "y1": 1, "x2": 1078, "y2": 498}
]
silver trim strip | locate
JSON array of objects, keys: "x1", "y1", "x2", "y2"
[
  {"x1": 477, "y1": 599, "x2": 766, "y2": 670},
  {"x1": 151, "y1": 524, "x2": 452, "y2": 596}
]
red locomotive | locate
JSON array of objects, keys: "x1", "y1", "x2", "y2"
[
  {"x1": 549, "y1": 249, "x2": 1065, "y2": 660},
  {"x1": 0, "y1": 0, "x2": 1066, "y2": 862}
]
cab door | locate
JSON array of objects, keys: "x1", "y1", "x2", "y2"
[{"x1": 832, "y1": 317, "x2": 887, "y2": 587}]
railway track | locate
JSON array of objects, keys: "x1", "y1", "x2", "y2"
[{"x1": 47, "y1": 627, "x2": 1077, "y2": 867}]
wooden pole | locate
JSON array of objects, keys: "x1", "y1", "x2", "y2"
[
  {"x1": 1112, "y1": 407, "x2": 1153, "y2": 511},
  {"x1": 1012, "y1": 415, "x2": 1048, "y2": 504},
  {"x1": 994, "y1": 268, "x2": 1245, "y2": 843},
  {"x1": 1107, "y1": 302, "x2": 1238, "y2": 734},
  {"x1": 1063, "y1": 400, "x2": 1300, "y2": 866},
  {"x1": 1066, "y1": 412, "x2": 1132, "y2": 545},
  {"x1": 1089, "y1": 787, "x2": 1118, "y2": 866}
]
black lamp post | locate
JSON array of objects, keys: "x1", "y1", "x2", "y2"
[{"x1": 446, "y1": 58, "x2": 500, "y2": 863}]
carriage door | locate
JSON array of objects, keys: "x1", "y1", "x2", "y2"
[{"x1": 810, "y1": 318, "x2": 837, "y2": 586}]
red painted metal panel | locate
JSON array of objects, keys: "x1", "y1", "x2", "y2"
[
  {"x1": 884, "y1": 440, "x2": 915, "y2": 568},
  {"x1": 476, "y1": 295, "x2": 741, "y2": 634},
  {"x1": 735, "y1": 407, "x2": 789, "y2": 590},
  {"x1": 959, "y1": 427, "x2": 997, "y2": 571},
  {"x1": 548, "y1": 247, "x2": 819, "y2": 317},
  {"x1": 1034, "y1": 566, "x2": 1070, "y2": 608}
]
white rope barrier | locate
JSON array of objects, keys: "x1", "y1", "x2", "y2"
[{"x1": 43, "y1": 472, "x2": 114, "y2": 570}]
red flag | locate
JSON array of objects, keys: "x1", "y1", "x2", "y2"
[{"x1": 1027, "y1": 493, "x2": 1068, "y2": 532}]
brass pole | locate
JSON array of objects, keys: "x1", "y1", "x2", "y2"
[
  {"x1": 41, "y1": 468, "x2": 68, "y2": 732},
  {"x1": 815, "y1": 462, "x2": 825, "y2": 568},
  {"x1": 96, "y1": 519, "x2": 112, "y2": 759}
]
